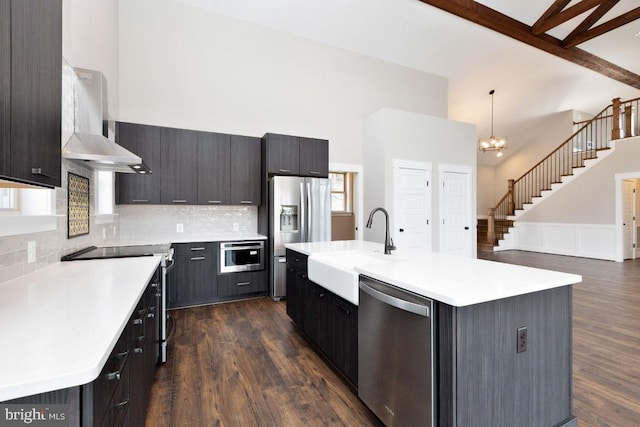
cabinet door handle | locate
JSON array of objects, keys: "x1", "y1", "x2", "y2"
[
  {"x1": 114, "y1": 400, "x2": 129, "y2": 410},
  {"x1": 240, "y1": 200, "x2": 252, "y2": 204},
  {"x1": 132, "y1": 199, "x2": 149, "y2": 203},
  {"x1": 116, "y1": 351, "x2": 129, "y2": 359},
  {"x1": 237, "y1": 281, "x2": 251, "y2": 287},
  {"x1": 133, "y1": 318, "x2": 143, "y2": 325},
  {"x1": 337, "y1": 305, "x2": 351, "y2": 315},
  {"x1": 30, "y1": 168, "x2": 56, "y2": 179},
  {"x1": 190, "y1": 247, "x2": 206, "y2": 251},
  {"x1": 172, "y1": 200, "x2": 187, "y2": 203},
  {"x1": 151, "y1": 282, "x2": 159, "y2": 288},
  {"x1": 278, "y1": 169, "x2": 291, "y2": 173},
  {"x1": 190, "y1": 256, "x2": 206, "y2": 261},
  {"x1": 106, "y1": 371, "x2": 121, "y2": 381},
  {"x1": 147, "y1": 312, "x2": 155, "y2": 318},
  {"x1": 134, "y1": 347, "x2": 143, "y2": 354},
  {"x1": 208, "y1": 200, "x2": 222, "y2": 204},
  {"x1": 309, "y1": 171, "x2": 321, "y2": 175}
]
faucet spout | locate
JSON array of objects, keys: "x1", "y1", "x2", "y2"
[{"x1": 365, "y1": 207, "x2": 396, "y2": 255}]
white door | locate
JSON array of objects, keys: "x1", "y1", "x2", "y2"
[
  {"x1": 393, "y1": 164, "x2": 432, "y2": 250},
  {"x1": 440, "y1": 170, "x2": 472, "y2": 257},
  {"x1": 622, "y1": 179, "x2": 635, "y2": 260}
]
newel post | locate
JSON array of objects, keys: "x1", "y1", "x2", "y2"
[
  {"x1": 612, "y1": 97, "x2": 621, "y2": 140},
  {"x1": 487, "y1": 208, "x2": 495, "y2": 245},
  {"x1": 507, "y1": 179, "x2": 515, "y2": 216}
]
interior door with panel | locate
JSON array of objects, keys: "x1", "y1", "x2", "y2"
[
  {"x1": 622, "y1": 179, "x2": 635, "y2": 260},
  {"x1": 439, "y1": 167, "x2": 473, "y2": 257},
  {"x1": 393, "y1": 162, "x2": 432, "y2": 250}
]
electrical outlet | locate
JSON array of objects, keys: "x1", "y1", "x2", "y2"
[
  {"x1": 232, "y1": 223, "x2": 239, "y2": 232},
  {"x1": 176, "y1": 223, "x2": 184, "y2": 233},
  {"x1": 27, "y1": 241, "x2": 36, "y2": 264},
  {"x1": 517, "y1": 326, "x2": 528, "y2": 353}
]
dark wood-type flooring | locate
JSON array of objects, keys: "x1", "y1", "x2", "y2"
[{"x1": 147, "y1": 250, "x2": 640, "y2": 426}]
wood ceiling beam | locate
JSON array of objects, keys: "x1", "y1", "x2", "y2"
[
  {"x1": 562, "y1": 0, "x2": 619, "y2": 47},
  {"x1": 563, "y1": 6, "x2": 640, "y2": 48},
  {"x1": 418, "y1": 0, "x2": 640, "y2": 90},
  {"x1": 531, "y1": 0, "x2": 606, "y2": 35},
  {"x1": 532, "y1": 0, "x2": 574, "y2": 34}
]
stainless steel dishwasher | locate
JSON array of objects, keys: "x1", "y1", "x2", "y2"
[{"x1": 358, "y1": 276, "x2": 434, "y2": 427}]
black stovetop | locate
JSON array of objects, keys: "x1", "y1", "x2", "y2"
[{"x1": 61, "y1": 244, "x2": 171, "y2": 261}]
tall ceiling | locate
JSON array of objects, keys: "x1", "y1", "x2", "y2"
[{"x1": 178, "y1": 0, "x2": 640, "y2": 165}]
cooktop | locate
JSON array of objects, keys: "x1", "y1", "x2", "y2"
[{"x1": 61, "y1": 244, "x2": 171, "y2": 261}]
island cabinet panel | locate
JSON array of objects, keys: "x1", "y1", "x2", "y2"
[
  {"x1": 436, "y1": 286, "x2": 574, "y2": 427},
  {"x1": 160, "y1": 127, "x2": 199, "y2": 204},
  {"x1": 285, "y1": 249, "x2": 358, "y2": 386},
  {"x1": 230, "y1": 135, "x2": 261, "y2": 205},
  {"x1": 116, "y1": 122, "x2": 162, "y2": 204},
  {"x1": 3, "y1": 0, "x2": 62, "y2": 188},
  {"x1": 168, "y1": 242, "x2": 218, "y2": 308},
  {"x1": 197, "y1": 132, "x2": 231, "y2": 205},
  {"x1": 299, "y1": 137, "x2": 329, "y2": 178}
]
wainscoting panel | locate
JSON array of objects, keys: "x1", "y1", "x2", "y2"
[{"x1": 504, "y1": 222, "x2": 616, "y2": 261}]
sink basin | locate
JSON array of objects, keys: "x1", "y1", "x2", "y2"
[{"x1": 307, "y1": 250, "x2": 406, "y2": 305}]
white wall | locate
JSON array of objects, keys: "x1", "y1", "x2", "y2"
[
  {"x1": 117, "y1": 0, "x2": 448, "y2": 165},
  {"x1": 478, "y1": 110, "x2": 575, "y2": 215},
  {"x1": 363, "y1": 108, "x2": 476, "y2": 252}
]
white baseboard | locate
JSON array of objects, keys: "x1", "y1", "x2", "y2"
[{"x1": 498, "y1": 222, "x2": 616, "y2": 261}]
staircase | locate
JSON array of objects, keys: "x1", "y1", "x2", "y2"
[{"x1": 486, "y1": 96, "x2": 640, "y2": 249}]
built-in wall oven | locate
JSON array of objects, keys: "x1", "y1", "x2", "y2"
[
  {"x1": 61, "y1": 244, "x2": 174, "y2": 364},
  {"x1": 219, "y1": 241, "x2": 265, "y2": 273}
]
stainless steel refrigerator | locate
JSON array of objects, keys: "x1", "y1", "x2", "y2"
[{"x1": 269, "y1": 176, "x2": 331, "y2": 300}]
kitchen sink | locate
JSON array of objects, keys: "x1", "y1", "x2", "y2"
[{"x1": 307, "y1": 250, "x2": 406, "y2": 304}]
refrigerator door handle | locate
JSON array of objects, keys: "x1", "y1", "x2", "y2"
[
  {"x1": 307, "y1": 181, "x2": 312, "y2": 242},
  {"x1": 300, "y1": 182, "x2": 306, "y2": 243}
]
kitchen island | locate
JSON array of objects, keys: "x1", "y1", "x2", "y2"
[
  {"x1": 0, "y1": 257, "x2": 161, "y2": 425},
  {"x1": 285, "y1": 241, "x2": 582, "y2": 427}
]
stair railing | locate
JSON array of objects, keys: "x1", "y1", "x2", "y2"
[{"x1": 487, "y1": 96, "x2": 640, "y2": 245}]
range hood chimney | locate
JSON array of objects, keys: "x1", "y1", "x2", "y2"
[{"x1": 62, "y1": 67, "x2": 150, "y2": 174}]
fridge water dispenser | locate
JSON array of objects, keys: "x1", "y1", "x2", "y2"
[{"x1": 280, "y1": 205, "x2": 299, "y2": 233}]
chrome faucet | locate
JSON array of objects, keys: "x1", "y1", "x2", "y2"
[{"x1": 366, "y1": 207, "x2": 396, "y2": 255}]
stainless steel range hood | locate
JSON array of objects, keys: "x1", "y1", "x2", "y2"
[{"x1": 62, "y1": 67, "x2": 149, "y2": 173}]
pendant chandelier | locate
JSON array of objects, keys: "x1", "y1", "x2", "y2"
[{"x1": 479, "y1": 89, "x2": 508, "y2": 157}]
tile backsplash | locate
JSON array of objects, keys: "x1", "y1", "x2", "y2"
[{"x1": 0, "y1": 162, "x2": 258, "y2": 285}]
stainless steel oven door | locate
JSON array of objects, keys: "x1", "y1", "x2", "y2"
[{"x1": 219, "y1": 241, "x2": 265, "y2": 273}]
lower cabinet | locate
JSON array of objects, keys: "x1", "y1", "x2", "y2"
[
  {"x1": 286, "y1": 249, "x2": 358, "y2": 385},
  {"x1": 83, "y1": 269, "x2": 161, "y2": 426},
  {"x1": 168, "y1": 241, "x2": 267, "y2": 309}
]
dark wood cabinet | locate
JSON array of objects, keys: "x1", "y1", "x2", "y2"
[
  {"x1": 218, "y1": 270, "x2": 267, "y2": 296},
  {"x1": 285, "y1": 249, "x2": 357, "y2": 385},
  {"x1": 0, "y1": 1, "x2": 10, "y2": 178},
  {"x1": 330, "y1": 296, "x2": 358, "y2": 384},
  {"x1": 230, "y1": 135, "x2": 261, "y2": 205},
  {"x1": 299, "y1": 137, "x2": 329, "y2": 177},
  {"x1": 116, "y1": 122, "x2": 162, "y2": 204},
  {"x1": 0, "y1": 0, "x2": 62, "y2": 188},
  {"x1": 263, "y1": 133, "x2": 299, "y2": 175},
  {"x1": 168, "y1": 242, "x2": 217, "y2": 308},
  {"x1": 263, "y1": 133, "x2": 329, "y2": 178},
  {"x1": 160, "y1": 127, "x2": 199, "y2": 204},
  {"x1": 198, "y1": 132, "x2": 231, "y2": 205}
]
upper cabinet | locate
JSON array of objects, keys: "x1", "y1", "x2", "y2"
[
  {"x1": 116, "y1": 122, "x2": 162, "y2": 204},
  {"x1": 263, "y1": 133, "x2": 329, "y2": 178},
  {"x1": 0, "y1": 0, "x2": 62, "y2": 188},
  {"x1": 117, "y1": 122, "x2": 261, "y2": 206},
  {"x1": 198, "y1": 132, "x2": 231, "y2": 205},
  {"x1": 160, "y1": 127, "x2": 199, "y2": 204},
  {"x1": 230, "y1": 135, "x2": 261, "y2": 205}
]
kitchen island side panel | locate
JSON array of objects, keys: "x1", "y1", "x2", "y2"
[{"x1": 454, "y1": 286, "x2": 574, "y2": 427}]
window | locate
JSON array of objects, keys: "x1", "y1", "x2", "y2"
[{"x1": 329, "y1": 172, "x2": 354, "y2": 213}]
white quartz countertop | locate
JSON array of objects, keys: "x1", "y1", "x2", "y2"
[
  {"x1": 0, "y1": 257, "x2": 161, "y2": 402},
  {"x1": 286, "y1": 241, "x2": 582, "y2": 307}
]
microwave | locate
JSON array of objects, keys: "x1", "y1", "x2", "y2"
[{"x1": 219, "y1": 241, "x2": 265, "y2": 273}]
